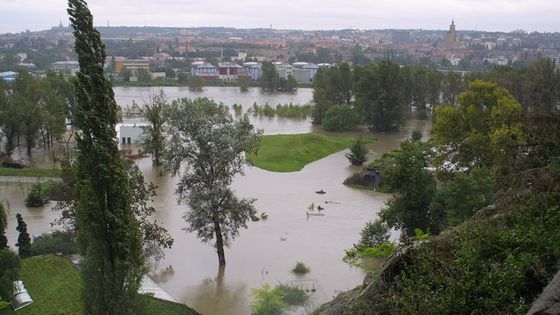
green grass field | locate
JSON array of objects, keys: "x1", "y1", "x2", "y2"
[
  {"x1": 248, "y1": 133, "x2": 361, "y2": 172},
  {"x1": 0, "y1": 168, "x2": 62, "y2": 178},
  {"x1": 0, "y1": 255, "x2": 198, "y2": 315}
]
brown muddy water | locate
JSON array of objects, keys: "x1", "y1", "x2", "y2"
[{"x1": 2, "y1": 86, "x2": 431, "y2": 315}]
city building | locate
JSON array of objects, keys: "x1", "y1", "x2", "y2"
[
  {"x1": 444, "y1": 19, "x2": 461, "y2": 49},
  {"x1": 114, "y1": 58, "x2": 149, "y2": 74},
  {"x1": 190, "y1": 62, "x2": 219, "y2": 81},
  {"x1": 0, "y1": 71, "x2": 17, "y2": 82},
  {"x1": 218, "y1": 62, "x2": 242, "y2": 81},
  {"x1": 273, "y1": 62, "x2": 293, "y2": 79},
  {"x1": 242, "y1": 62, "x2": 262, "y2": 81},
  {"x1": 50, "y1": 61, "x2": 80, "y2": 76},
  {"x1": 293, "y1": 62, "x2": 319, "y2": 83}
]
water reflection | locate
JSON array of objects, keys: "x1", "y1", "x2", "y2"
[{"x1": 184, "y1": 267, "x2": 249, "y2": 315}]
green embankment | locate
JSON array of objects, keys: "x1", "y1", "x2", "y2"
[
  {"x1": 0, "y1": 168, "x2": 62, "y2": 178},
  {"x1": 0, "y1": 255, "x2": 198, "y2": 315},
  {"x1": 248, "y1": 133, "x2": 359, "y2": 172}
]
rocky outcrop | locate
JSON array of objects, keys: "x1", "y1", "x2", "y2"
[{"x1": 527, "y1": 271, "x2": 560, "y2": 315}]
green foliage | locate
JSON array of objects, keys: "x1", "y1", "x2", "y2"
[
  {"x1": 249, "y1": 102, "x2": 312, "y2": 119},
  {"x1": 0, "y1": 249, "x2": 19, "y2": 302},
  {"x1": 30, "y1": 230, "x2": 78, "y2": 256},
  {"x1": 345, "y1": 137, "x2": 369, "y2": 166},
  {"x1": 285, "y1": 74, "x2": 298, "y2": 92},
  {"x1": 291, "y1": 262, "x2": 310, "y2": 275},
  {"x1": 359, "y1": 219, "x2": 390, "y2": 247},
  {"x1": 68, "y1": 0, "x2": 146, "y2": 313},
  {"x1": 0, "y1": 255, "x2": 198, "y2": 315},
  {"x1": 275, "y1": 284, "x2": 309, "y2": 306},
  {"x1": 432, "y1": 80, "x2": 524, "y2": 178},
  {"x1": 311, "y1": 63, "x2": 352, "y2": 124},
  {"x1": 247, "y1": 133, "x2": 356, "y2": 172},
  {"x1": 343, "y1": 243, "x2": 396, "y2": 270},
  {"x1": 162, "y1": 97, "x2": 261, "y2": 266},
  {"x1": 140, "y1": 90, "x2": 167, "y2": 166},
  {"x1": 24, "y1": 181, "x2": 57, "y2": 207},
  {"x1": 354, "y1": 61, "x2": 406, "y2": 131},
  {"x1": 322, "y1": 105, "x2": 360, "y2": 132},
  {"x1": 250, "y1": 284, "x2": 289, "y2": 315},
  {"x1": 429, "y1": 168, "x2": 495, "y2": 231},
  {"x1": 380, "y1": 140, "x2": 436, "y2": 236},
  {"x1": 188, "y1": 75, "x2": 204, "y2": 91},
  {"x1": 0, "y1": 203, "x2": 7, "y2": 249},
  {"x1": 441, "y1": 71, "x2": 465, "y2": 105},
  {"x1": 411, "y1": 130, "x2": 422, "y2": 141},
  {"x1": 15, "y1": 214, "x2": 31, "y2": 258},
  {"x1": 0, "y1": 167, "x2": 62, "y2": 178},
  {"x1": 259, "y1": 62, "x2": 279, "y2": 92}
]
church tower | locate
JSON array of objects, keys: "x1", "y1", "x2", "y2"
[{"x1": 445, "y1": 19, "x2": 460, "y2": 48}]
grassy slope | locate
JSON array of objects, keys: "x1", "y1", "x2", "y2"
[
  {"x1": 0, "y1": 255, "x2": 198, "y2": 315},
  {"x1": 248, "y1": 133, "x2": 358, "y2": 172},
  {"x1": 0, "y1": 168, "x2": 62, "y2": 178}
]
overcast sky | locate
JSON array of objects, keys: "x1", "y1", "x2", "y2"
[{"x1": 1, "y1": 0, "x2": 559, "y2": 34}]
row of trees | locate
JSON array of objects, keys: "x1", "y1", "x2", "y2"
[
  {"x1": 312, "y1": 62, "x2": 453, "y2": 131},
  {"x1": 0, "y1": 71, "x2": 74, "y2": 157},
  {"x1": 312, "y1": 58, "x2": 560, "y2": 133}
]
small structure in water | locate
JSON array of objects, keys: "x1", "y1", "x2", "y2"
[
  {"x1": 315, "y1": 190, "x2": 326, "y2": 194},
  {"x1": 361, "y1": 168, "x2": 383, "y2": 188},
  {"x1": 12, "y1": 281, "x2": 33, "y2": 311}
]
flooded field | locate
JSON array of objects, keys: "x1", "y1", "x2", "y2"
[{"x1": 2, "y1": 86, "x2": 431, "y2": 315}]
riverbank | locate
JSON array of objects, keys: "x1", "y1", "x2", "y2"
[
  {"x1": 0, "y1": 167, "x2": 61, "y2": 178},
  {"x1": 0, "y1": 255, "x2": 199, "y2": 315},
  {"x1": 248, "y1": 133, "x2": 368, "y2": 172}
]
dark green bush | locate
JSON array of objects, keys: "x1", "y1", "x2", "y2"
[
  {"x1": 30, "y1": 230, "x2": 78, "y2": 256},
  {"x1": 25, "y1": 180, "x2": 60, "y2": 207},
  {"x1": 322, "y1": 105, "x2": 360, "y2": 132}
]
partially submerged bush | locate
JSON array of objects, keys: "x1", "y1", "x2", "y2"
[
  {"x1": 250, "y1": 283, "x2": 310, "y2": 315},
  {"x1": 25, "y1": 180, "x2": 60, "y2": 207},
  {"x1": 292, "y1": 262, "x2": 310, "y2": 275}
]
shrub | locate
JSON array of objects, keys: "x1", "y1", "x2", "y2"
[
  {"x1": 360, "y1": 219, "x2": 390, "y2": 247},
  {"x1": 250, "y1": 284, "x2": 288, "y2": 315},
  {"x1": 25, "y1": 180, "x2": 59, "y2": 207},
  {"x1": 322, "y1": 105, "x2": 360, "y2": 132},
  {"x1": 31, "y1": 230, "x2": 78, "y2": 256},
  {"x1": 275, "y1": 284, "x2": 309, "y2": 306},
  {"x1": 411, "y1": 130, "x2": 422, "y2": 141},
  {"x1": 346, "y1": 137, "x2": 368, "y2": 165},
  {"x1": 291, "y1": 262, "x2": 310, "y2": 275}
]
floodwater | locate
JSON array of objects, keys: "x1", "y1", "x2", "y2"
[
  {"x1": 114, "y1": 86, "x2": 315, "y2": 135},
  {"x1": 2, "y1": 86, "x2": 431, "y2": 315}
]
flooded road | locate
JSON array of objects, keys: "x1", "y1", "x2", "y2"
[{"x1": 2, "y1": 86, "x2": 431, "y2": 315}]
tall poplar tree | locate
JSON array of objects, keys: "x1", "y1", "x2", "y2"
[{"x1": 67, "y1": 1, "x2": 144, "y2": 313}]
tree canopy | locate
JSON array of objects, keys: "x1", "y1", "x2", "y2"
[{"x1": 162, "y1": 97, "x2": 262, "y2": 266}]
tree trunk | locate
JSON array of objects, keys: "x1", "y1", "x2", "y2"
[{"x1": 214, "y1": 219, "x2": 226, "y2": 266}]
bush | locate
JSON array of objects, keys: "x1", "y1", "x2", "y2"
[
  {"x1": 250, "y1": 284, "x2": 288, "y2": 315},
  {"x1": 411, "y1": 130, "x2": 422, "y2": 141},
  {"x1": 275, "y1": 283, "x2": 309, "y2": 306},
  {"x1": 31, "y1": 230, "x2": 78, "y2": 256},
  {"x1": 360, "y1": 219, "x2": 390, "y2": 247},
  {"x1": 0, "y1": 249, "x2": 19, "y2": 301},
  {"x1": 25, "y1": 180, "x2": 59, "y2": 207},
  {"x1": 322, "y1": 105, "x2": 360, "y2": 132},
  {"x1": 291, "y1": 262, "x2": 310, "y2": 275},
  {"x1": 346, "y1": 137, "x2": 368, "y2": 165}
]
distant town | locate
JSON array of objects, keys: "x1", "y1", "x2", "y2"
[{"x1": 1, "y1": 21, "x2": 560, "y2": 83}]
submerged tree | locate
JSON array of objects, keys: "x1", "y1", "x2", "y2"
[
  {"x1": 140, "y1": 90, "x2": 167, "y2": 166},
  {"x1": 67, "y1": 0, "x2": 145, "y2": 313},
  {"x1": 163, "y1": 97, "x2": 262, "y2": 266}
]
